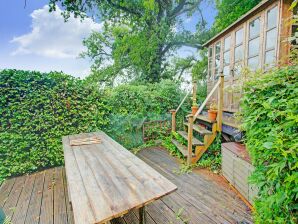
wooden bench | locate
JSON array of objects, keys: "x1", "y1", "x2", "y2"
[{"x1": 62, "y1": 131, "x2": 177, "y2": 224}]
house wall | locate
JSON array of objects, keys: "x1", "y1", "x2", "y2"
[{"x1": 206, "y1": 0, "x2": 293, "y2": 113}]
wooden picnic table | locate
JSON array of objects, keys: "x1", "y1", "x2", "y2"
[{"x1": 62, "y1": 131, "x2": 177, "y2": 224}]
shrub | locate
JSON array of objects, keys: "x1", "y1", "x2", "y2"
[
  {"x1": 241, "y1": 66, "x2": 298, "y2": 223},
  {"x1": 0, "y1": 69, "x2": 110, "y2": 181},
  {"x1": 103, "y1": 80, "x2": 190, "y2": 148}
]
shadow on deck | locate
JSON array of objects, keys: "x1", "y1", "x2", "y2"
[{"x1": 0, "y1": 147, "x2": 253, "y2": 224}]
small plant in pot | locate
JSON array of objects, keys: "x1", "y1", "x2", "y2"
[
  {"x1": 208, "y1": 99, "x2": 218, "y2": 121},
  {"x1": 191, "y1": 102, "x2": 199, "y2": 115}
]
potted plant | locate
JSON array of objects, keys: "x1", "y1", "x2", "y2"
[
  {"x1": 191, "y1": 102, "x2": 199, "y2": 115},
  {"x1": 208, "y1": 99, "x2": 218, "y2": 121}
]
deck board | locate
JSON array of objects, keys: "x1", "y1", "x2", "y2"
[{"x1": 0, "y1": 147, "x2": 253, "y2": 224}]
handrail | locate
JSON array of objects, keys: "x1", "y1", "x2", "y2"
[
  {"x1": 193, "y1": 79, "x2": 221, "y2": 120},
  {"x1": 175, "y1": 90, "x2": 191, "y2": 113}
]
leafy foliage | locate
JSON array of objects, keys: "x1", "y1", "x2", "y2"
[
  {"x1": 0, "y1": 69, "x2": 110, "y2": 182},
  {"x1": 289, "y1": 0, "x2": 298, "y2": 64},
  {"x1": 212, "y1": 0, "x2": 261, "y2": 34},
  {"x1": 104, "y1": 80, "x2": 188, "y2": 148},
  {"x1": 241, "y1": 66, "x2": 298, "y2": 223},
  {"x1": 196, "y1": 133, "x2": 222, "y2": 172}
]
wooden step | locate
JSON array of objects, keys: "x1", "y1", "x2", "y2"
[
  {"x1": 171, "y1": 139, "x2": 194, "y2": 157},
  {"x1": 183, "y1": 123, "x2": 213, "y2": 135},
  {"x1": 196, "y1": 115, "x2": 216, "y2": 123},
  {"x1": 177, "y1": 131, "x2": 204, "y2": 146}
]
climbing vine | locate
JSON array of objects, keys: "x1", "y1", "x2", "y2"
[{"x1": 241, "y1": 66, "x2": 298, "y2": 223}]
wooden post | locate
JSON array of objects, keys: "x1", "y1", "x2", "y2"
[
  {"x1": 187, "y1": 114, "x2": 194, "y2": 165},
  {"x1": 217, "y1": 74, "x2": 224, "y2": 132},
  {"x1": 192, "y1": 81, "x2": 197, "y2": 105},
  {"x1": 139, "y1": 206, "x2": 146, "y2": 224},
  {"x1": 170, "y1": 109, "x2": 176, "y2": 132}
]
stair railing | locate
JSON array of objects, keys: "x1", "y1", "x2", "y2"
[
  {"x1": 170, "y1": 89, "x2": 191, "y2": 132},
  {"x1": 193, "y1": 74, "x2": 224, "y2": 131}
]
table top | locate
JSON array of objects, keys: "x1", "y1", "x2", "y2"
[{"x1": 63, "y1": 131, "x2": 177, "y2": 224}]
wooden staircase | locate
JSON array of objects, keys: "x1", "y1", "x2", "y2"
[{"x1": 170, "y1": 75, "x2": 224, "y2": 164}]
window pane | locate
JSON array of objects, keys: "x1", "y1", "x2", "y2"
[
  {"x1": 249, "y1": 18, "x2": 260, "y2": 39},
  {"x1": 208, "y1": 57, "x2": 213, "y2": 79},
  {"x1": 224, "y1": 36, "x2": 231, "y2": 51},
  {"x1": 235, "y1": 45, "x2": 243, "y2": 62},
  {"x1": 235, "y1": 28, "x2": 244, "y2": 45},
  {"x1": 223, "y1": 66, "x2": 230, "y2": 76},
  {"x1": 224, "y1": 51, "x2": 230, "y2": 65},
  {"x1": 248, "y1": 56, "x2": 260, "y2": 71},
  {"x1": 209, "y1": 47, "x2": 213, "y2": 57},
  {"x1": 215, "y1": 42, "x2": 221, "y2": 54},
  {"x1": 265, "y1": 49, "x2": 276, "y2": 66},
  {"x1": 266, "y1": 28, "x2": 277, "y2": 50},
  {"x1": 248, "y1": 37, "x2": 260, "y2": 57},
  {"x1": 234, "y1": 62, "x2": 243, "y2": 76},
  {"x1": 267, "y1": 6, "x2": 278, "y2": 29}
]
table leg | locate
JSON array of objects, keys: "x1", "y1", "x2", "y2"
[{"x1": 139, "y1": 206, "x2": 146, "y2": 224}]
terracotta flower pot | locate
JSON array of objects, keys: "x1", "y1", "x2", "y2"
[
  {"x1": 191, "y1": 105, "x2": 199, "y2": 115},
  {"x1": 208, "y1": 110, "x2": 218, "y2": 121}
]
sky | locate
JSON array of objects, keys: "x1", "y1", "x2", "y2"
[{"x1": 0, "y1": 0, "x2": 216, "y2": 79}]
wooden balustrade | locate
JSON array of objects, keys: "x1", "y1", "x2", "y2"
[
  {"x1": 169, "y1": 89, "x2": 191, "y2": 132},
  {"x1": 170, "y1": 74, "x2": 224, "y2": 137},
  {"x1": 217, "y1": 75, "x2": 224, "y2": 132},
  {"x1": 187, "y1": 114, "x2": 194, "y2": 164}
]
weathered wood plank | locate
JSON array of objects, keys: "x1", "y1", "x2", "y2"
[
  {"x1": 39, "y1": 168, "x2": 54, "y2": 224},
  {"x1": 2, "y1": 175, "x2": 26, "y2": 220},
  {"x1": 63, "y1": 135, "x2": 96, "y2": 224},
  {"x1": 177, "y1": 131, "x2": 204, "y2": 146},
  {"x1": 0, "y1": 178, "x2": 16, "y2": 207},
  {"x1": 25, "y1": 171, "x2": 45, "y2": 224},
  {"x1": 11, "y1": 174, "x2": 36, "y2": 224},
  {"x1": 53, "y1": 167, "x2": 68, "y2": 224},
  {"x1": 62, "y1": 168, "x2": 74, "y2": 224}
]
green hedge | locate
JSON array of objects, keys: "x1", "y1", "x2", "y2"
[
  {"x1": 0, "y1": 70, "x2": 110, "y2": 181},
  {"x1": 241, "y1": 66, "x2": 298, "y2": 223}
]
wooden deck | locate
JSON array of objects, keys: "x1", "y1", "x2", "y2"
[{"x1": 0, "y1": 147, "x2": 253, "y2": 224}]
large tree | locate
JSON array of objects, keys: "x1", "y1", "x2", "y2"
[{"x1": 48, "y1": 0, "x2": 209, "y2": 84}]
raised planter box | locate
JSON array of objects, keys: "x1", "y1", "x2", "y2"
[{"x1": 222, "y1": 142, "x2": 258, "y2": 204}]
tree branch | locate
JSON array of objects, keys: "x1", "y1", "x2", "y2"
[
  {"x1": 162, "y1": 41, "x2": 201, "y2": 55},
  {"x1": 105, "y1": 0, "x2": 143, "y2": 17}
]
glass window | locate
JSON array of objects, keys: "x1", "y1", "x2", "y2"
[
  {"x1": 235, "y1": 45, "x2": 243, "y2": 62},
  {"x1": 208, "y1": 47, "x2": 213, "y2": 79},
  {"x1": 266, "y1": 28, "x2": 277, "y2": 50},
  {"x1": 249, "y1": 18, "x2": 260, "y2": 39},
  {"x1": 209, "y1": 47, "x2": 213, "y2": 57},
  {"x1": 224, "y1": 51, "x2": 230, "y2": 65},
  {"x1": 224, "y1": 36, "x2": 231, "y2": 51},
  {"x1": 215, "y1": 54, "x2": 220, "y2": 75},
  {"x1": 214, "y1": 42, "x2": 221, "y2": 78},
  {"x1": 235, "y1": 28, "x2": 244, "y2": 45},
  {"x1": 267, "y1": 6, "x2": 278, "y2": 29},
  {"x1": 223, "y1": 66, "x2": 230, "y2": 76},
  {"x1": 215, "y1": 42, "x2": 221, "y2": 54},
  {"x1": 248, "y1": 56, "x2": 260, "y2": 71},
  {"x1": 265, "y1": 49, "x2": 276, "y2": 66},
  {"x1": 248, "y1": 37, "x2": 260, "y2": 57},
  {"x1": 234, "y1": 62, "x2": 243, "y2": 76}
]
